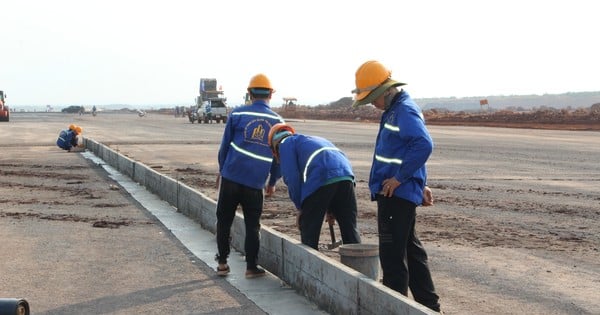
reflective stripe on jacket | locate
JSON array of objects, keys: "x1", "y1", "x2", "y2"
[
  {"x1": 278, "y1": 134, "x2": 354, "y2": 209},
  {"x1": 369, "y1": 90, "x2": 433, "y2": 205},
  {"x1": 218, "y1": 100, "x2": 284, "y2": 189}
]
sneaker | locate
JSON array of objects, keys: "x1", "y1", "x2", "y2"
[
  {"x1": 245, "y1": 267, "x2": 266, "y2": 278},
  {"x1": 216, "y1": 264, "x2": 230, "y2": 276}
]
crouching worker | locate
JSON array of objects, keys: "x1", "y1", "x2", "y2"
[
  {"x1": 56, "y1": 124, "x2": 83, "y2": 152},
  {"x1": 267, "y1": 123, "x2": 361, "y2": 250}
]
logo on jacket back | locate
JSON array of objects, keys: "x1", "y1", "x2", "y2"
[{"x1": 244, "y1": 119, "x2": 271, "y2": 146}]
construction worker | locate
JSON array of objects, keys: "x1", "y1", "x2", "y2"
[
  {"x1": 215, "y1": 73, "x2": 284, "y2": 278},
  {"x1": 351, "y1": 60, "x2": 441, "y2": 312},
  {"x1": 205, "y1": 101, "x2": 212, "y2": 123},
  {"x1": 56, "y1": 124, "x2": 83, "y2": 152},
  {"x1": 268, "y1": 123, "x2": 361, "y2": 250}
]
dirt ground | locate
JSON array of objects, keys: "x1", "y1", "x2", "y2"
[
  {"x1": 2, "y1": 112, "x2": 599, "y2": 315},
  {"x1": 0, "y1": 147, "x2": 268, "y2": 314}
]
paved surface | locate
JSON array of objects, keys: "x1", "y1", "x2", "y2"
[{"x1": 0, "y1": 122, "x2": 326, "y2": 314}]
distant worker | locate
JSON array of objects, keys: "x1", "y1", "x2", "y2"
[
  {"x1": 351, "y1": 60, "x2": 441, "y2": 312},
  {"x1": 92, "y1": 105, "x2": 97, "y2": 116},
  {"x1": 267, "y1": 123, "x2": 361, "y2": 250},
  {"x1": 215, "y1": 73, "x2": 284, "y2": 278},
  {"x1": 205, "y1": 102, "x2": 212, "y2": 123},
  {"x1": 56, "y1": 124, "x2": 83, "y2": 152}
]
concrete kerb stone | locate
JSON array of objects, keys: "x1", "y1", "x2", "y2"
[
  {"x1": 258, "y1": 226, "x2": 290, "y2": 277},
  {"x1": 177, "y1": 182, "x2": 217, "y2": 233},
  {"x1": 283, "y1": 241, "x2": 359, "y2": 314},
  {"x1": 144, "y1": 166, "x2": 163, "y2": 197},
  {"x1": 117, "y1": 153, "x2": 135, "y2": 179},
  {"x1": 357, "y1": 278, "x2": 434, "y2": 315},
  {"x1": 83, "y1": 139, "x2": 439, "y2": 315},
  {"x1": 103, "y1": 145, "x2": 119, "y2": 167},
  {"x1": 133, "y1": 162, "x2": 150, "y2": 187},
  {"x1": 161, "y1": 175, "x2": 179, "y2": 207}
]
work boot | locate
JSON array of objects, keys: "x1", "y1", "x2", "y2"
[
  {"x1": 216, "y1": 264, "x2": 230, "y2": 276},
  {"x1": 215, "y1": 254, "x2": 229, "y2": 276},
  {"x1": 245, "y1": 266, "x2": 266, "y2": 278}
]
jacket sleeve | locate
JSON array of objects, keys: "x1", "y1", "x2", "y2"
[
  {"x1": 267, "y1": 161, "x2": 281, "y2": 187},
  {"x1": 217, "y1": 116, "x2": 234, "y2": 172},
  {"x1": 394, "y1": 107, "x2": 433, "y2": 183},
  {"x1": 280, "y1": 140, "x2": 303, "y2": 209}
]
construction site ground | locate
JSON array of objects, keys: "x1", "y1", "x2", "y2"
[{"x1": 1, "y1": 112, "x2": 599, "y2": 315}]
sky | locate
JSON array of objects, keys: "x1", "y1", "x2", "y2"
[{"x1": 2, "y1": 0, "x2": 598, "y2": 108}]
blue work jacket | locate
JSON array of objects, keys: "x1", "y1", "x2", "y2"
[
  {"x1": 56, "y1": 129, "x2": 77, "y2": 150},
  {"x1": 278, "y1": 134, "x2": 354, "y2": 209},
  {"x1": 369, "y1": 90, "x2": 433, "y2": 205},
  {"x1": 218, "y1": 100, "x2": 284, "y2": 189}
]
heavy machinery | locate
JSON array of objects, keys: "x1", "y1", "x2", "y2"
[
  {"x1": 192, "y1": 78, "x2": 228, "y2": 124},
  {"x1": 282, "y1": 97, "x2": 297, "y2": 111},
  {"x1": 0, "y1": 90, "x2": 9, "y2": 122}
]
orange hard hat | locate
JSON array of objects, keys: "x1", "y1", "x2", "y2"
[
  {"x1": 351, "y1": 60, "x2": 405, "y2": 107},
  {"x1": 248, "y1": 73, "x2": 275, "y2": 95},
  {"x1": 75, "y1": 126, "x2": 83, "y2": 135},
  {"x1": 268, "y1": 123, "x2": 295, "y2": 160}
]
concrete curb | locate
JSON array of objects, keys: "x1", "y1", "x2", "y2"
[{"x1": 83, "y1": 137, "x2": 437, "y2": 315}]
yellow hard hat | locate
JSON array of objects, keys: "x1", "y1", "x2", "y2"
[
  {"x1": 75, "y1": 126, "x2": 83, "y2": 135},
  {"x1": 351, "y1": 60, "x2": 405, "y2": 107},
  {"x1": 69, "y1": 124, "x2": 77, "y2": 131},
  {"x1": 268, "y1": 123, "x2": 295, "y2": 160},
  {"x1": 248, "y1": 73, "x2": 275, "y2": 95}
]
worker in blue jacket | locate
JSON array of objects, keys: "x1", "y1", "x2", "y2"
[
  {"x1": 56, "y1": 124, "x2": 82, "y2": 152},
  {"x1": 268, "y1": 123, "x2": 361, "y2": 250},
  {"x1": 351, "y1": 60, "x2": 440, "y2": 313},
  {"x1": 215, "y1": 73, "x2": 284, "y2": 278}
]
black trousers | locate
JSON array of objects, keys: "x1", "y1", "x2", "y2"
[
  {"x1": 376, "y1": 195, "x2": 440, "y2": 312},
  {"x1": 299, "y1": 180, "x2": 361, "y2": 250},
  {"x1": 216, "y1": 177, "x2": 263, "y2": 269}
]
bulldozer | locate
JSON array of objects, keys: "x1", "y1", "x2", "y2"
[{"x1": 0, "y1": 90, "x2": 9, "y2": 122}]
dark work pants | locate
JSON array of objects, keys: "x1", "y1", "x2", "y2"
[
  {"x1": 299, "y1": 180, "x2": 361, "y2": 250},
  {"x1": 376, "y1": 195, "x2": 440, "y2": 312},
  {"x1": 216, "y1": 177, "x2": 263, "y2": 269}
]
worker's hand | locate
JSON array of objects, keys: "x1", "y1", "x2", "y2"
[
  {"x1": 325, "y1": 212, "x2": 336, "y2": 225},
  {"x1": 215, "y1": 174, "x2": 221, "y2": 190},
  {"x1": 422, "y1": 186, "x2": 434, "y2": 206},
  {"x1": 382, "y1": 177, "x2": 401, "y2": 197},
  {"x1": 265, "y1": 185, "x2": 276, "y2": 197}
]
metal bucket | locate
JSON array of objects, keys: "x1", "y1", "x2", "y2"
[{"x1": 339, "y1": 243, "x2": 380, "y2": 280}]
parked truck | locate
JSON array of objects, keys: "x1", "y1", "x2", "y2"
[
  {"x1": 0, "y1": 90, "x2": 9, "y2": 122},
  {"x1": 193, "y1": 78, "x2": 228, "y2": 124}
]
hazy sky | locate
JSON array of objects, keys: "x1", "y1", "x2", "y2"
[{"x1": 2, "y1": 0, "x2": 598, "y2": 107}]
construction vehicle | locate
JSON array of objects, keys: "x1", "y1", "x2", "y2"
[
  {"x1": 193, "y1": 78, "x2": 228, "y2": 124},
  {"x1": 282, "y1": 97, "x2": 297, "y2": 111},
  {"x1": 0, "y1": 91, "x2": 9, "y2": 122}
]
